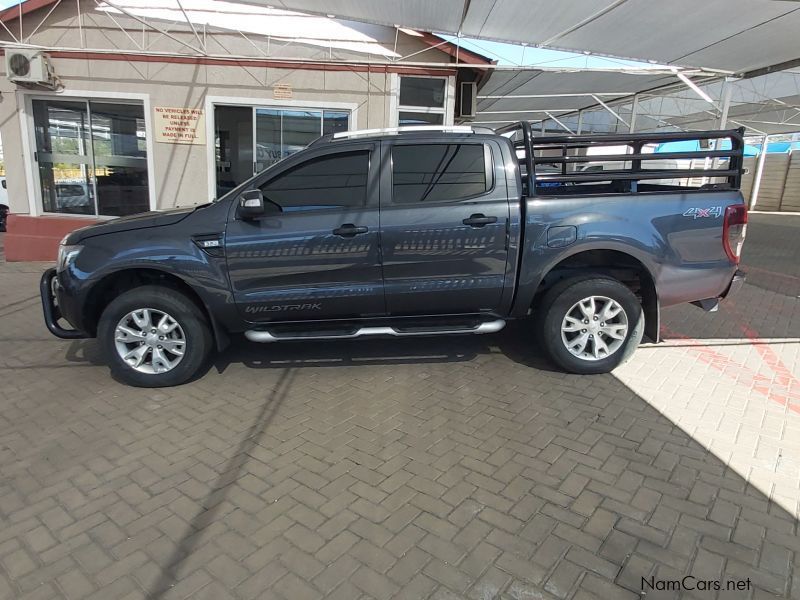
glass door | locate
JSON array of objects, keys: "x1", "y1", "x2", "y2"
[
  {"x1": 214, "y1": 105, "x2": 252, "y2": 198},
  {"x1": 254, "y1": 108, "x2": 282, "y2": 172},
  {"x1": 33, "y1": 99, "x2": 96, "y2": 215},
  {"x1": 87, "y1": 102, "x2": 149, "y2": 216},
  {"x1": 274, "y1": 110, "x2": 322, "y2": 160},
  {"x1": 33, "y1": 98, "x2": 149, "y2": 217}
]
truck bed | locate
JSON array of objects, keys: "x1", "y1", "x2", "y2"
[{"x1": 496, "y1": 124, "x2": 747, "y2": 340}]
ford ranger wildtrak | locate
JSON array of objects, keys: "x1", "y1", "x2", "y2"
[{"x1": 41, "y1": 123, "x2": 747, "y2": 387}]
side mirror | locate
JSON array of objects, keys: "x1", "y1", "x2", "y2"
[{"x1": 237, "y1": 189, "x2": 266, "y2": 219}]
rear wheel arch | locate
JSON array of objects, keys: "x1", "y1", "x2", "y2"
[{"x1": 531, "y1": 249, "x2": 659, "y2": 342}]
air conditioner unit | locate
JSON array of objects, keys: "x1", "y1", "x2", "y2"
[
  {"x1": 5, "y1": 49, "x2": 56, "y2": 88},
  {"x1": 458, "y1": 81, "x2": 477, "y2": 119}
]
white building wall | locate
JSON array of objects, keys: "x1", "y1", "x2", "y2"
[{"x1": 0, "y1": 2, "x2": 461, "y2": 215}]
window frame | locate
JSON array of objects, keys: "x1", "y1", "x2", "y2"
[
  {"x1": 21, "y1": 91, "x2": 156, "y2": 219},
  {"x1": 387, "y1": 140, "x2": 496, "y2": 206},
  {"x1": 396, "y1": 75, "x2": 450, "y2": 126}
]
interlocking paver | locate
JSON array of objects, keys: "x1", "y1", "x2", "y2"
[{"x1": 1, "y1": 216, "x2": 799, "y2": 599}]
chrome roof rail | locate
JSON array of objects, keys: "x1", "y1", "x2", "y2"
[{"x1": 332, "y1": 125, "x2": 476, "y2": 139}]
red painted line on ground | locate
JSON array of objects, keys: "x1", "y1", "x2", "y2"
[
  {"x1": 661, "y1": 326, "x2": 800, "y2": 415},
  {"x1": 728, "y1": 300, "x2": 800, "y2": 398}
]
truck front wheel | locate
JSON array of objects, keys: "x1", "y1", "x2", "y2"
[
  {"x1": 97, "y1": 285, "x2": 213, "y2": 387},
  {"x1": 535, "y1": 276, "x2": 644, "y2": 374}
]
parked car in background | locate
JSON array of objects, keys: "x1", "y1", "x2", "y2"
[
  {"x1": 0, "y1": 177, "x2": 8, "y2": 232},
  {"x1": 55, "y1": 182, "x2": 91, "y2": 212},
  {"x1": 41, "y1": 124, "x2": 747, "y2": 387}
]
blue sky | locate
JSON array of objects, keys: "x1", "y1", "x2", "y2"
[{"x1": 440, "y1": 36, "x2": 653, "y2": 69}]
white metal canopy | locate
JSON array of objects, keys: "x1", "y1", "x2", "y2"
[
  {"x1": 468, "y1": 63, "x2": 800, "y2": 136},
  {"x1": 2, "y1": 0, "x2": 797, "y2": 136},
  {"x1": 253, "y1": 0, "x2": 800, "y2": 73},
  {"x1": 474, "y1": 68, "x2": 686, "y2": 122},
  {"x1": 479, "y1": 68, "x2": 800, "y2": 136},
  {"x1": 633, "y1": 69, "x2": 800, "y2": 135}
]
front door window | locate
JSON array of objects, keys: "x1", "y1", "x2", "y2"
[{"x1": 32, "y1": 99, "x2": 149, "y2": 216}]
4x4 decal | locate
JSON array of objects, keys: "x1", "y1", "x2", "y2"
[{"x1": 683, "y1": 206, "x2": 723, "y2": 219}]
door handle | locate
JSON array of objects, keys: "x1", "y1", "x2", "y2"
[
  {"x1": 333, "y1": 224, "x2": 369, "y2": 237},
  {"x1": 462, "y1": 214, "x2": 498, "y2": 227}
]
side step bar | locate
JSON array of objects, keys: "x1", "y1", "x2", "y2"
[{"x1": 245, "y1": 319, "x2": 506, "y2": 343}]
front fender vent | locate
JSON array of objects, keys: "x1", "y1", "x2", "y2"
[{"x1": 192, "y1": 234, "x2": 224, "y2": 258}]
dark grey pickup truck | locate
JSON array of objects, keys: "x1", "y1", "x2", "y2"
[{"x1": 41, "y1": 122, "x2": 747, "y2": 387}]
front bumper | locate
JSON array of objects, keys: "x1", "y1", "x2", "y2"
[{"x1": 40, "y1": 267, "x2": 89, "y2": 339}]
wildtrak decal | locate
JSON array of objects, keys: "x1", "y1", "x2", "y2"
[{"x1": 245, "y1": 303, "x2": 322, "y2": 313}]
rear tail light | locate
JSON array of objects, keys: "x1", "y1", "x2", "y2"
[{"x1": 723, "y1": 204, "x2": 748, "y2": 264}]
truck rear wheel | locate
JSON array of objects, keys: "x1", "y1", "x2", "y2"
[
  {"x1": 97, "y1": 285, "x2": 212, "y2": 387},
  {"x1": 535, "y1": 276, "x2": 644, "y2": 374}
]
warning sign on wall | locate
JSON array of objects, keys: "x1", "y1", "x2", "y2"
[
  {"x1": 273, "y1": 83, "x2": 292, "y2": 99},
  {"x1": 154, "y1": 107, "x2": 206, "y2": 145}
]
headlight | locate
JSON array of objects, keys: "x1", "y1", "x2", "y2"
[{"x1": 57, "y1": 243, "x2": 82, "y2": 272}]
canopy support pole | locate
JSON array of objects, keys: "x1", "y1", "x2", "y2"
[
  {"x1": 717, "y1": 79, "x2": 733, "y2": 130},
  {"x1": 704, "y1": 79, "x2": 734, "y2": 179},
  {"x1": 629, "y1": 94, "x2": 639, "y2": 133},
  {"x1": 750, "y1": 135, "x2": 769, "y2": 210}
]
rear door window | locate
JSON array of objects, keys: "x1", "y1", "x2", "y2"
[{"x1": 391, "y1": 143, "x2": 492, "y2": 204}]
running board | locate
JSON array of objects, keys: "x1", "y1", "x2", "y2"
[{"x1": 244, "y1": 319, "x2": 506, "y2": 343}]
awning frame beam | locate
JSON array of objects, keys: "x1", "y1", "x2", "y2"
[
  {"x1": 544, "y1": 111, "x2": 575, "y2": 134},
  {"x1": 100, "y1": 0, "x2": 207, "y2": 56},
  {"x1": 591, "y1": 93, "x2": 630, "y2": 128}
]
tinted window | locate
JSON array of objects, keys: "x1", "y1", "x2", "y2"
[
  {"x1": 392, "y1": 144, "x2": 490, "y2": 204},
  {"x1": 399, "y1": 77, "x2": 446, "y2": 108},
  {"x1": 260, "y1": 151, "x2": 369, "y2": 211}
]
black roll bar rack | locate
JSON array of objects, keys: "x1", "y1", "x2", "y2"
[{"x1": 494, "y1": 122, "x2": 746, "y2": 196}]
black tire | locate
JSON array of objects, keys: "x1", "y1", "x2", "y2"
[
  {"x1": 534, "y1": 276, "x2": 644, "y2": 374},
  {"x1": 97, "y1": 285, "x2": 213, "y2": 387}
]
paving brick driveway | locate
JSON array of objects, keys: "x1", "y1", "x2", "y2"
[{"x1": 0, "y1": 214, "x2": 798, "y2": 600}]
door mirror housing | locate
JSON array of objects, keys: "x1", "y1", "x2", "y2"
[{"x1": 237, "y1": 189, "x2": 266, "y2": 219}]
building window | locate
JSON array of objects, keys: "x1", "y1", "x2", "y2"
[
  {"x1": 32, "y1": 99, "x2": 149, "y2": 217},
  {"x1": 214, "y1": 105, "x2": 350, "y2": 198},
  {"x1": 397, "y1": 76, "x2": 447, "y2": 126}
]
